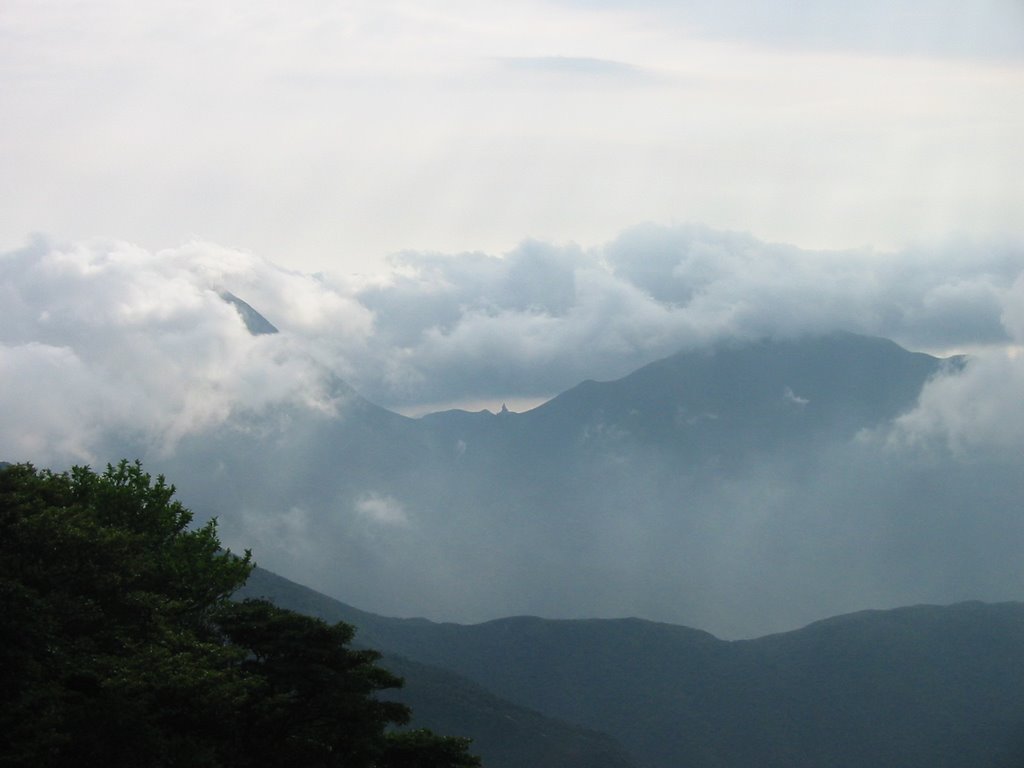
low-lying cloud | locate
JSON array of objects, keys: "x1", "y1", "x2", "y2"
[
  {"x1": 0, "y1": 237, "x2": 364, "y2": 464},
  {"x1": 3, "y1": 225, "x2": 1023, "y2": 465},
  {"x1": 355, "y1": 225, "x2": 1023, "y2": 414}
]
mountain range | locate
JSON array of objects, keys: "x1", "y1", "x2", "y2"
[
  {"x1": 238, "y1": 566, "x2": 1024, "y2": 768},
  {"x1": 199, "y1": 308, "x2": 1024, "y2": 766},
  {"x1": 152, "y1": 317, "x2": 1020, "y2": 639}
]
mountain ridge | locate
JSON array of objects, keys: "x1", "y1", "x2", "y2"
[
  {"x1": 161, "y1": 328, "x2": 1009, "y2": 639},
  {"x1": 239, "y1": 566, "x2": 1024, "y2": 768},
  {"x1": 235, "y1": 567, "x2": 637, "y2": 768}
]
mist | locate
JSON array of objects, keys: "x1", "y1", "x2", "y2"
[{"x1": 2, "y1": 227, "x2": 1023, "y2": 637}]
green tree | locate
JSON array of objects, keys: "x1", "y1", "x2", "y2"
[
  {"x1": 380, "y1": 729, "x2": 482, "y2": 768},
  {"x1": 0, "y1": 461, "x2": 479, "y2": 768},
  {"x1": 216, "y1": 598, "x2": 411, "y2": 767},
  {"x1": 0, "y1": 460, "x2": 252, "y2": 767}
]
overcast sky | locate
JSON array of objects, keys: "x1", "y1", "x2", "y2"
[{"x1": 2, "y1": 0, "x2": 1022, "y2": 274}]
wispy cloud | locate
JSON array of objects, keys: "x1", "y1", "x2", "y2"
[{"x1": 355, "y1": 492, "x2": 410, "y2": 526}]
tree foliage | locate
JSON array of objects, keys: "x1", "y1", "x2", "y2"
[{"x1": 0, "y1": 460, "x2": 479, "y2": 768}]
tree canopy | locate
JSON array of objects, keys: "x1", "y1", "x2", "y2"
[{"x1": 0, "y1": 460, "x2": 479, "y2": 768}]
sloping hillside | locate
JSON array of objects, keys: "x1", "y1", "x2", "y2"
[
  {"x1": 237, "y1": 568, "x2": 636, "y2": 768},
  {"x1": 241, "y1": 568, "x2": 1024, "y2": 768}
]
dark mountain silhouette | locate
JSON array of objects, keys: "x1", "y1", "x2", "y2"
[
  {"x1": 237, "y1": 567, "x2": 636, "y2": 768},
  {"x1": 524, "y1": 331, "x2": 953, "y2": 451},
  {"x1": 240, "y1": 567, "x2": 1024, "y2": 768},
  {"x1": 419, "y1": 331, "x2": 955, "y2": 473}
]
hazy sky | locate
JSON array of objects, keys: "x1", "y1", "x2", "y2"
[{"x1": 3, "y1": 0, "x2": 1022, "y2": 274}]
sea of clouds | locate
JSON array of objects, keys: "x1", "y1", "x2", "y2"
[{"x1": 3, "y1": 223, "x2": 1022, "y2": 466}]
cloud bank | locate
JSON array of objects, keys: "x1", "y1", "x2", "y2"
[
  {"x1": 0, "y1": 237, "x2": 368, "y2": 464},
  {"x1": 2, "y1": 225, "x2": 1023, "y2": 463}
]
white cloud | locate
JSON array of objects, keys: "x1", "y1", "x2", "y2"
[
  {"x1": 880, "y1": 273, "x2": 1024, "y2": 457},
  {"x1": 355, "y1": 492, "x2": 410, "y2": 526},
  {"x1": 783, "y1": 387, "x2": 809, "y2": 407},
  {"x1": 3, "y1": 226, "x2": 1023, "y2": 466},
  {"x1": 344, "y1": 226, "x2": 1024, "y2": 410},
  {"x1": 0, "y1": 237, "x2": 365, "y2": 465}
]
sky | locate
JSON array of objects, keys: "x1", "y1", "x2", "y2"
[{"x1": 2, "y1": 0, "x2": 1023, "y2": 274}]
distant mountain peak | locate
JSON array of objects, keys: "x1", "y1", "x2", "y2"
[{"x1": 219, "y1": 291, "x2": 279, "y2": 335}]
